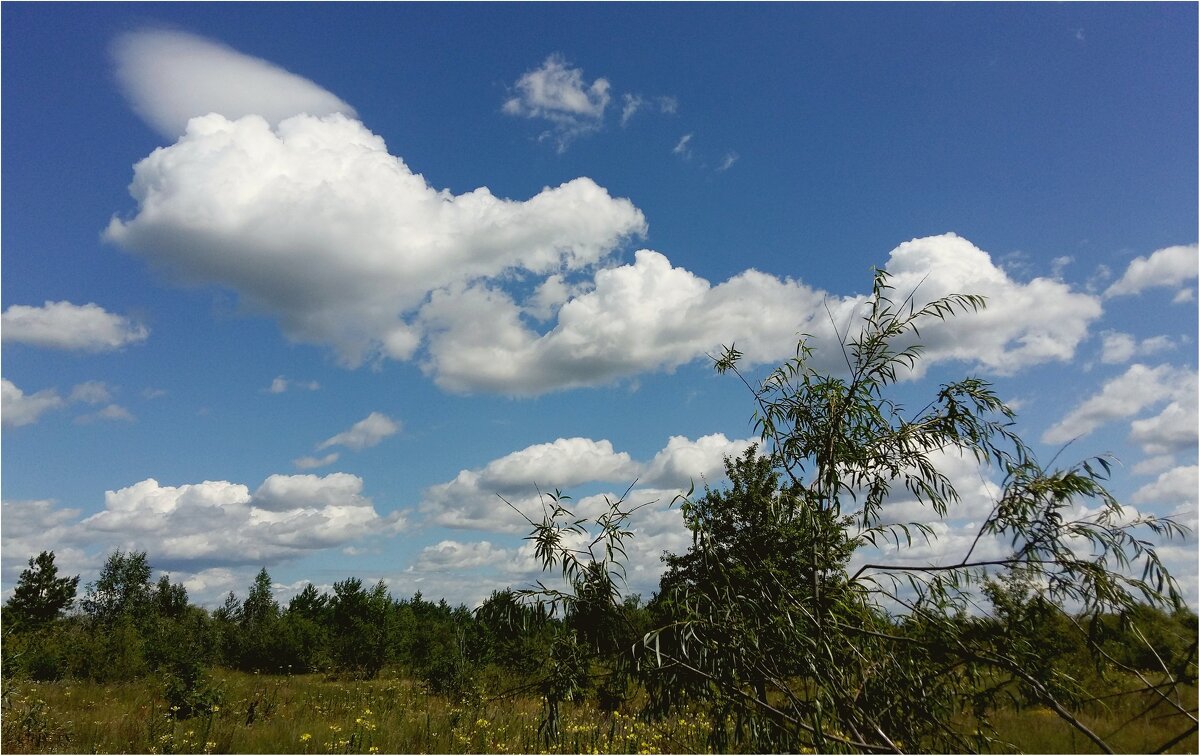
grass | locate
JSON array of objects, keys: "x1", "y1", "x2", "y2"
[{"x1": 2, "y1": 668, "x2": 1195, "y2": 754}]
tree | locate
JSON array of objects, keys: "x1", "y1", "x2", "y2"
[
  {"x1": 5, "y1": 551, "x2": 79, "y2": 630},
  {"x1": 152, "y1": 575, "x2": 189, "y2": 619},
  {"x1": 81, "y1": 550, "x2": 153, "y2": 625},
  {"x1": 329, "y1": 577, "x2": 396, "y2": 678},
  {"x1": 240, "y1": 567, "x2": 280, "y2": 628},
  {"x1": 524, "y1": 269, "x2": 1192, "y2": 753}
]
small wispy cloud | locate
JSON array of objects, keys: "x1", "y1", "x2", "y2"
[
  {"x1": 317, "y1": 411, "x2": 400, "y2": 451},
  {"x1": 75, "y1": 404, "x2": 136, "y2": 425},
  {"x1": 620, "y1": 94, "x2": 643, "y2": 127},
  {"x1": 266, "y1": 375, "x2": 320, "y2": 394},
  {"x1": 621, "y1": 93, "x2": 678, "y2": 127},
  {"x1": 672, "y1": 132, "x2": 694, "y2": 159},
  {"x1": 294, "y1": 452, "x2": 340, "y2": 470},
  {"x1": 503, "y1": 54, "x2": 610, "y2": 152},
  {"x1": 716, "y1": 151, "x2": 739, "y2": 173},
  {"x1": 69, "y1": 381, "x2": 114, "y2": 405}
]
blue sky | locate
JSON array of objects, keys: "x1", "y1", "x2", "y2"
[{"x1": 2, "y1": 3, "x2": 1196, "y2": 609}]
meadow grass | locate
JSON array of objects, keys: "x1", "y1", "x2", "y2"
[{"x1": 2, "y1": 668, "x2": 1195, "y2": 754}]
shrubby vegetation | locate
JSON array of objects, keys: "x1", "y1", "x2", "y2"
[{"x1": 3, "y1": 272, "x2": 1196, "y2": 753}]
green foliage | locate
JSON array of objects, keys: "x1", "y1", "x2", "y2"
[
  {"x1": 329, "y1": 578, "x2": 396, "y2": 679},
  {"x1": 474, "y1": 589, "x2": 554, "y2": 675},
  {"x1": 4, "y1": 551, "x2": 79, "y2": 631},
  {"x1": 163, "y1": 656, "x2": 224, "y2": 719},
  {"x1": 153, "y1": 575, "x2": 190, "y2": 619},
  {"x1": 81, "y1": 550, "x2": 153, "y2": 626}
]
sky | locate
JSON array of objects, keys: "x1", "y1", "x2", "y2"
[{"x1": 2, "y1": 3, "x2": 1197, "y2": 611}]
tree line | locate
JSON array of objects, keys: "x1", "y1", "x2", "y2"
[{"x1": 2, "y1": 550, "x2": 563, "y2": 697}]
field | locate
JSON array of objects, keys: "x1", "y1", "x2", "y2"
[{"x1": 2, "y1": 668, "x2": 1195, "y2": 754}]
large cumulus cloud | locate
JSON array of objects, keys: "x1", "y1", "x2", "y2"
[
  {"x1": 419, "y1": 433, "x2": 753, "y2": 533},
  {"x1": 106, "y1": 32, "x2": 1103, "y2": 396},
  {"x1": 1, "y1": 473, "x2": 404, "y2": 581},
  {"x1": 422, "y1": 234, "x2": 1103, "y2": 393},
  {"x1": 105, "y1": 112, "x2": 646, "y2": 367}
]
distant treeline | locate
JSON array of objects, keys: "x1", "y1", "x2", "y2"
[
  {"x1": 3, "y1": 547, "x2": 1195, "y2": 698},
  {"x1": 2, "y1": 550, "x2": 564, "y2": 693}
]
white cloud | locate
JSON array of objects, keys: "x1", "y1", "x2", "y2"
[
  {"x1": 0, "y1": 471, "x2": 408, "y2": 581},
  {"x1": 1099, "y1": 330, "x2": 1176, "y2": 364},
  {"x1": 293, "y1": 452, "x2": 340, "y2": 470},
  {"x1": 2, "y1": 301, "x2": 148, "y2": 352},
  {"x1": 74, "y1": 404, "x2": 136, "y2": 425},
  {"x1": 72, "y1": 473, "x2": 404, "y2": 569},
  {"x1": 418, "y1": 437, "x2": 640, "y2": 533},
  {"x1": 1105, "y1": 243, "x2": 1198, "y2": 298},
  {"x1": 478, "y1": 437, "x2": 638, "y2": 493},
  {"x1": 414, "y1": 540, "x2": 516, "y2": 572},
  {"x1": 1042, "y1": 363, "x2": 1196, "y2": 445},
  {"x1": 1050, "y1": 255, "x2": 1073, "y2": 279},
  {"x1": 2, "y1": 378, "x2": 64, "y2": 428},
  {"x1": 620, "y1": 94, "x2": 643, "y2": 127},
  {"x1": 423, "y1": 234, "x2": 1102, "y2": 395},
  {"x1": 252, "y1": 472, "x2": 366, "y2": 511},
  {"x1": 502, "y1": 54, "x2": 610, "y2": 151},
  {"x1": 716, "y1": 151, "x2": 739, "y2": 172},
  {"x1": 420, "y1": 250, "x2": 840, "y2": 395},
  {"x1": 419, "y1": 434, "x2": 754, "y2": 533},
  {"x1": 880, "y1": 234, "x2": 1102, "y2": 374},
  {"x1": 267, "y1": 376, "x2": 320, "y2": 394},
  {"x1": 672, "y1": 132, "x2": 694, "y2": 158},
  {"x1": 69, "y1": 381, "x2": 114, "y2": 405},
  {"x1": 105, "y1": 112, "x2": 646, "y2": 368},
  {"x1": 1128, "y1": 381, "x2": 1198, "y2": 456},
  {"x1": 1131, "y1": 465, "x2": 1198, "y2": 510},
  {"x1": 103, "y1": 38, "x2": 1102, "y2": 398},
  {"x1": 641, "y1": 434, "x2": 755, "y2": 489},
  {"x1": 178, "y1": 567, "x2": 242, "y2": 602},
  {"x1": 113, "y1": 29, "x2": 355, "y2": 139},
  {"x1": 620, "y1": 93, "x2": 678, "y2": 127},
  {"x1": 0, "y1": 500, "x2": 90, "y2": 591},
  {"x1": 317, "y1": 412, "x2": 399, "y2": 451},
  {"x1": 1133, "y1": 455, "x2": 1178, "y2": 477},
  {"x1": 1099, "y1": 331, "x2": 1137, "y2": 364}
]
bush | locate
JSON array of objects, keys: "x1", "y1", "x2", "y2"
[{"x1": 163, "y1": 657, "x2": 224, "y2": 719}]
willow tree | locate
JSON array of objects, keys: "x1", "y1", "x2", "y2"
[{"x1": 522, "y1": 270, "x2": 1193, "y2": 753}]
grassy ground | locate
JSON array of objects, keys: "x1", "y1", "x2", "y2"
[{"x1": 1, "y1": 669, "x2": 1195, "y2": 754}]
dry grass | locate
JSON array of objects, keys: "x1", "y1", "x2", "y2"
[{"x1": 2, "y1": 669, "x2": 1194, "y2": 754}]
